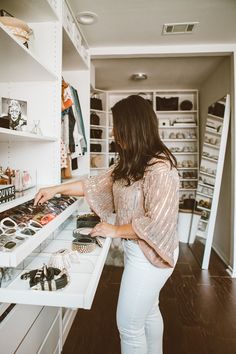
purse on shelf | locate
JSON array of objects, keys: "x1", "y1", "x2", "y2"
[
  {"x1": 90, "y1": 113, "x2": 100, "y2": 125},
  {"x1": 90, "y1": 95, "x2": 103, "y2": 110},
  {"x1": 208, "y1": 102, "x2": 225, "y2": 118},
  {"x1": 180, "y1": 100, "x2": 193, "y2": 110},
  {"x1": 90, "y1": 129, "x2": 103, "y2": 139},
  {"x1": 90, "y1": 155, "x2": 104, "y2": 168},
  {"x1": 109, "y1": 141, "x2": 117, "y2": 153},
  {"x1": 90, "y1": 143, "x2": 102, "y2": 152},
  {"x1": 156, "y1": 96, "x2": 179, "y2": 111}
]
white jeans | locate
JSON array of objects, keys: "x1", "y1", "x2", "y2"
[{"x1": 116, "y1": 240, "x2": 179, "y2": 354}]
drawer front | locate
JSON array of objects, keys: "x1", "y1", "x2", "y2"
[
  {"x1": 0, "y1": 304, "x2": 43, "y2": 354},
  {"x1": 16, "y1": 307, "x2": 59, "y2": 354},
  {"x1": 38, "y1": 313, "x2": 61, "y2": 354}
]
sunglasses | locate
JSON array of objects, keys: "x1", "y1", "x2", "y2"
[
  {"x1": 0, "y1": 236, "x2": 16, "y2": 250},
  {"x1": 0, "y1": 217, "x2": 18, "y2": 229},
  {"x1": 20, "y1": 228, "x2": 36, "y2": 236}
]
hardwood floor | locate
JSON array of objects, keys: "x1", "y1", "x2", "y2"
[{"x1": 62, "y1": 243, "x2": 236, "y2": 354}]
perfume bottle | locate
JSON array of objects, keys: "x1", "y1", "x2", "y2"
[
  {"x1": 0, "y1": 166, "x2": 10, "y2": 185},
  {"x1": 31, "y1": 120, "x2": 42, "y2": 135}
]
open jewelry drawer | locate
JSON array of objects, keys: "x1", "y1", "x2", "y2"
[{"x1": 0, "y1": 206, "x2": 112, "y2": 310}]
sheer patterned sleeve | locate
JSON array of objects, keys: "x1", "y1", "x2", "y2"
[
  {"x1": 132, "y1": 162, "x2": 179, "y2": 267},
  {"x1": 82, "y1": 168, "x2": 114, "y2": 221}
]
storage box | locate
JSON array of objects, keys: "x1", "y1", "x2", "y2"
[{"x1": 0, "y1": 184, "x2": 15, "y2": 201}]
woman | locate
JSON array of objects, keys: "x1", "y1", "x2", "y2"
[{"x1": 34, "y1": 95, "x2": 179, "y2": 354}]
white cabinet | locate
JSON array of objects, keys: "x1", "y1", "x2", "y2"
[
  {"x1": 90, "y1": 89, "x2": 108, "y2": 175},
  {"x1": 89, "y1": 89, "x2": 199, "y2": 207},
  {"x1": 156, "y1": 90, "x2": 199, "y2": 205},
  {"x1": 189, "y1": 95, "x2": 230, "y2": 269},
  {"x1": 0, "y1": 0, "x2": 109, "y2": 313}
]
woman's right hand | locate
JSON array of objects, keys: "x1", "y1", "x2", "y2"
[{"x1": 34, "y1": 186, "x2": 59, "y2": 206}]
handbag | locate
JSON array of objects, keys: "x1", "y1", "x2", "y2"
[
  {"x1": 109, "y1": 141, "x2": 117, "y2": 153},
  {"x1": 90, "y1": 143, "x2": 102, "y2": 152},
  {"x1": 90, "y1": 113, "x2": 100, "y2": 125},
  {"x1": 90, "y1": 95, "x2": 103, "y2": 110},
  {"x1": 180, "y1": 100, "x2": 193, "y2": 110},
  {"x1": 90, "y1": 129, "x2": 103, "y2": 139},
  {"x1": 156, "y1": 96, "x2": 179, "y2": 111}
]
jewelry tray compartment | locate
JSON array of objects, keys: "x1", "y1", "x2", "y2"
[
  {"x1": 0, "y1": 200, "x2": 79, "y2": 268},
  {"x1": 0, "y1": 214, "x2": 111, "y2": 310}
]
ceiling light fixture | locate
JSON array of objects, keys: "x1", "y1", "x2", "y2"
[
  {"x1": 131, "y1": 73, "x2": 148, "y2": 81},
  {"x1": 162, "y1": 22, "x2": 199, "y2": 35},
  {"x1": 76, "y1": 11, "x2": 98, "y2": 25}
]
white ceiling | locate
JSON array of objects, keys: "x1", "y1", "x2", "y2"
[
  {"x1": 68, "y1": 0, "x2": 234, "y2": 90},
  {"x1": 92, "y1": 56, "x2": 226, "y2": 90}
]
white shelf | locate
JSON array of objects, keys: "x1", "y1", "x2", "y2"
[
  {"x1": 0, "y1": 201, "x2": 79, "y2": 268},
  {"x1": 196, "y1": 191, "x2": 213, "y2": 199},
  {"x1": 90, "y1": 139, "x2": 107, "y2": 142},
  {"x1": 90, "y1": 125, "x2": 107, "y2": 129},
  {"x1": 163, "y1": 139, "x2": 197, "y2": 142},
  {"x1": 202, "y1": 156, "x2": 218, "y2": 163},
  {"x1": 0, "y1": 128, "x2": 57, "y2": 142},
  {"x1": 178, "y1": 167, "x2": 198, "y2": 170},
  {"x1": 0, "y1": 219, "x2": 111, "y2": 309},
  {"x1": 156, "y1": 110, "x2": 197, "y2": 114},
  {"x1": 174, "y1": 152, "x2": 198, "y2": 155},
  {"x1": 200, "y1": 219, "x2": 208, "y2": 224},
  {"x1": 62, "y1": 29, "x2": 88, "y2": 70},
  {"x1": 198, "y1": 182, "x2": 214, "y2": 190},
  {"x1": 0, "y1": 0, "x2": 59, "y2": 22},
  {"x1": 159, "y1": 125, "x2": 197, "y2": 129},
  {"x1": 208, "y1": 114, "x2": 224, "y2": 121},
  {"x1": 196, "y1": 231, "x2": 207, "y2": 238},
  {"x1": 0, "y1": 187, "x2": 37, "y2": 213},
  {"x1": 205, "y1": 128, "x2": 221, "y2": 136},
  {"x1": 0, "y1": 24, "x2": 57, "y2": 82},
  {"x1": 180, "y1": 188, "x2": 197, "y2": 191},
  {"x1": 90, "y1": 152, "x2": 106, "y2": 155},
  {"x1": 204, "y1": 142, "x2": 220, "y2": 150},
  {"x1": 199, "y1": 171, "x2": 216, "y2": 178},
  {"x1": 180, "y1": 178, "x2": 198, "y2": 182},
  {"x1": 90, "y1": 109, "x2": 106, "y2": 114},
  {"x1": 197, "y1": 205, "x2": 211, "y2": 212}
]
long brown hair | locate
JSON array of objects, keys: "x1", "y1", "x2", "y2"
[{"x1": 111, "y1": 95, "x2": 176, "y2": 185}]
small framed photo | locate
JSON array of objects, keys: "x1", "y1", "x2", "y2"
[{"x1": 1, "y1": 97, "x2": 27, "y2": 130}]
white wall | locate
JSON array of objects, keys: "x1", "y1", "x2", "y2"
[{"x1": 199, "y1": 56, "x2": 232, "y2": 265}]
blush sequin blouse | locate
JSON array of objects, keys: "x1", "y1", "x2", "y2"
[{"x1": 82, "y1": 159, "x2": 179, "y2": 268}]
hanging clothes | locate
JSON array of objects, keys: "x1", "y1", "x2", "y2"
[{"x1": 61, "y1": 79, "x2": 87, "y2": 174}]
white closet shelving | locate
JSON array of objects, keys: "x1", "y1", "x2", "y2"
[
  {"x1": 89, "y1": 89, "x2": 199, "y2": 204},
  {"x1": 0, "y1": 0, "x2": 108, "y2": 331},
  {"x1": 189, "y1": 95, "x2": 230, "y2": 269},
  {"x1": 89, "y1": 89, "x2": 108, "y2": 175}
]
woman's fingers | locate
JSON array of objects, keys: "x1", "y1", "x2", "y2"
[{"x1": 34, "y1": 189, "x2": 52, "y2": 205}]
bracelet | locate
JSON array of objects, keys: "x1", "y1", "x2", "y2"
[
  {"x1": 21, "y1": 264, "x2": 69, "y2": 291},
  {"x1": 73, "y1": 228, "x2": 103, "y2": 249},
  {"x1": 72, "y1": 236, "x2": 96, "y2": 253}
]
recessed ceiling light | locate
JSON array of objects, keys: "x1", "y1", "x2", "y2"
[
  {"x1": 131, "y1": 73, "x2": 148, "y2": 81},
  {"x1": 76, "y1": 11, "x2": 98, "y2": 25}
]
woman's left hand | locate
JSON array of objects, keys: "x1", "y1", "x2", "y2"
[{"x1": 90, "y1": 222, "x2": 118, "y2": 238}]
